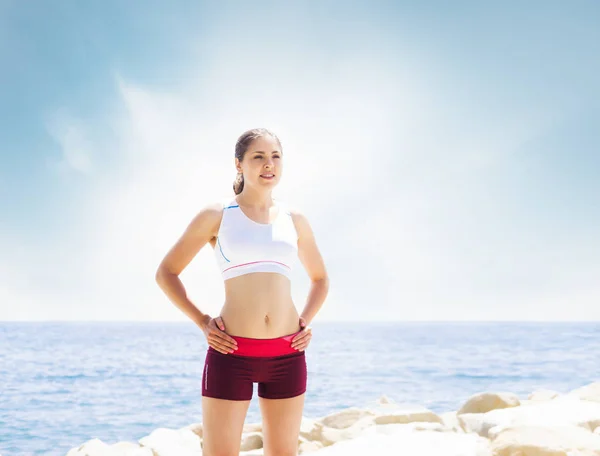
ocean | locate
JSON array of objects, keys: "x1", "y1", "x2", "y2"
[{"x1": 1, "y1": 321, "x2": 598, "y2": 455}]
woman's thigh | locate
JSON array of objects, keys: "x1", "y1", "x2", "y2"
[
  {"x1": 201, "y1": 396, "x2": 251, "y2": 456},
  {"x1": 258, "y1": 352, "x2": 307, "y2": 455},
  {"x1": 201, "y1": 349, "x2": 258, "y2": 455},
  {"x1": 259, "y1": 394, "x2": 305, "y2": 456}
]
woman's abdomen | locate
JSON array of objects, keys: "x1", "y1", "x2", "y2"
[{"x1": 219, "y1": 273, "x2": 301, "y2": 338}]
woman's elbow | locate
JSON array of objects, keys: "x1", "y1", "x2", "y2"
[
  {"x1": 316, "y1": 275, "x2": 330, "y2": 288},
  {"x1": 155, "y1": 264, "x2": 172, "y2": 284}
]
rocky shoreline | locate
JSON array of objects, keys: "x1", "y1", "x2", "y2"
[{"x1": 65, "y1": 382, "x2": 600, "y2": 455}]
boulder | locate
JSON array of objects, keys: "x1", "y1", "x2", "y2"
[
  {"x1": 240, "y1": 432, "x2": 263, "y2": 451},
  {"x1": 528, "y1": 389, "x2": 561, "y2": 402},
  {"x1": 458, "y1": 392, "x2": 520, "y2": 415},
  {"x1": 243, "y1": 422, "x2": 263, "y2": 433},
  {"x1": 569, "y1": 383, "x2": 600, "y2": 403},
  {"x1": 66, "y1": 439, "x2": 152, "y2": 456},
  {"x1": 318, "y1": 415, "x2": 377, "y2": 446},
  {"x1": 319, "y1": 407, "x2": 375, "y2": 429},
  {"x1": 299, "y1": 417, "x2": 326, "y2": 443},
  {"x1": 458, "y1": 397, "x2": 600, "y2": 438},
  {"x1": 183, "y1": 422, "x2": 202, "y2": 438},
  {"x1": 489, "y1": 424, "x2": 600, "y2": 456},
  {"x1": 441, "y1": 411, "x2": 465, "y2": 433},
  {"x1": 298, "y1": 439, "x2": 324, "y2": 453},
  {"x1": 138, "y1": 428, "x2": 202, "y2": 456},
  {"x1": 309, "y1": 428, "x2": 492, "y2": 455},
  {"x1": 371, "y1": 405, "x2": 443, "y2": 426}
]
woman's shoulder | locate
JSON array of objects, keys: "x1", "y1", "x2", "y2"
[
  {"x1": 201, "y1": 195, "x2": 242, "y2": 212},
  {"x1": 201, "y1": 197, "x2": 233, "y2": 213},
  {"x1": 275, "y1": 198, "x2": 301, "y2": 217},
  {"x1": 188, "y1": 197, "x2": 234, "y2": 228},
  {"x1": 276, "y1": 199, "x2": 312, "y2": 232}
]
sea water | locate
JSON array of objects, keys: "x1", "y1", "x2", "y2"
[{"x1": 1, "y1": 321, "x2": 598, "y2": 455}]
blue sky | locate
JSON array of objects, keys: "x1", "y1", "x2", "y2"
[{"x1": 1, "y1": 0, "x2": 599, "y2": 321}]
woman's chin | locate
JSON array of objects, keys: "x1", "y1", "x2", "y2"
[{"x1": 259, "y1": 176, "x2": 278, "y2": 185}]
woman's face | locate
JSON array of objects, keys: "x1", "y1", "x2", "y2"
[{"x1": 237, "y1": 135, "x2": 282, "y2": 189}]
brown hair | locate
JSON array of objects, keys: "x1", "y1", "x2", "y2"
[{"x1": 233, "y1": 128, "x2": 282, "y2": 195}]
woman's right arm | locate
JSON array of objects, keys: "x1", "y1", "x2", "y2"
[{"x1": 155, "y1": 202, "x2": 223, "y2": 328}]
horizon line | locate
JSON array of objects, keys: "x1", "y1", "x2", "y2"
[{"x1": 0, "y1": 319, "x2": 598, "y2": 324}]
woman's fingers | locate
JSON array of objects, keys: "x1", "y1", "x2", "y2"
[
  {"x1": 215, "y1": 328, "x2": 238, "y2": 347},
  {"x1": 209, "y1": 337, "x2": 235, "y2": 354},
  {"x1": 291, "y1": 330, "x2": 312, "y2": 350},
  {"x1": 293, "y1": 341, "x2": 310, "y2": 350},
  {"x1": 210, "y1": 344, "x2": 231, "y2": 354},
  {"x1": 208, "y1": 328, "x2": 238, "y2": 353}
]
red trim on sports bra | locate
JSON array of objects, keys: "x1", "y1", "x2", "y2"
[{"x1": 222, "y1": 260, "x2": 291, "y2": 273}]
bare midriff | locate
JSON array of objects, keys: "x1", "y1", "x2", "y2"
[{"x1": 219, "y1": 272, "x2": 301, "y2": 339}]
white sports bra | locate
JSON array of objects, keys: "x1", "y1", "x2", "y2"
[{"x1": 213, "y1": 197, "x2": 299, "y2": 281}]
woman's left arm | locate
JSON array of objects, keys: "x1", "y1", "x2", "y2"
[{"x1": 290, "y1": 210, "x2": 330, "y2": 350}]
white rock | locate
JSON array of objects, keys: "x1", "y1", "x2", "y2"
[
  {"x1": 300, "y1": 404, "x2": 445, "y2": 449},
  {"x1": 458, "y1": 397, "x2": 600, "y2": 438},
  {"x1": 240, "y1": 432, "x2": 263, "y2": 451},
  {"x1": 138, "y1": 428, "x2": 202, "y2": 456},
  {"x1": 319, "y1": 407, "x2": 375, "y2": 429},
  {"x1": 309, "y1": 428, "x2": 492, "y2": 455},
  {"x1": 318, "y1": 415, "x2": 377, "y2": 446},
  {"x1": 111, "y1": 442, "x2": 153, "y2": 456},
  {"x1": 370, "y1": 404, "x2": 443, "y2": 426},
  {"x1": 377, "y1": 395, "x2": 395, "y2": 404},
  {"x1": 299, "y1": 417, "x2": 325, "y2": 443},
  {"x1": 405, "y1": 422, "x2": 451, "y2": 432},
  {"x1": 489, "y1": 424, "x2": 600, "y2": 456},
  {"x1": 66, "y1": 439, "x2": 106, "y2": 456},
  {"x1": 243, "y1": 422, "x2": 263, "y2": 433},
  {"x1": 458, "y1": 392, "x2": 520, "y2": 415},
  {"x1": 441, "y1": 411, "x2": 465, "y2": 433},
  {"x1": 299, "y1": 439, "x2": 324, "y2": 453},
  {"x1": 66, "y1": 438, "x2": 152, "y2": 456},
  {"x1": 458, "y1": 413, "x2": 501, "y2": 438},
  {"x1": 528, "y1": 389, "x2": 561, "y2": 401},
  {"x1": 569, "y1": 382, "x2": 600, "y2": 403},
  {"x1": 183, "y1": 422, "x2": 203, "y2": 438},
  {"x1": 358, "y1": 421, "x2": 451, "y2": 438}
]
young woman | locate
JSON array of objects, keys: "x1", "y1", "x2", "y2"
[{"x1": 155, "y1": 128, "x2": 329, "y2": 456}]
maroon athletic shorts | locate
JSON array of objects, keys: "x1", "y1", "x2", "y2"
[{"x1": 201, "y1": 330, "x2": 307, "y2": 401}]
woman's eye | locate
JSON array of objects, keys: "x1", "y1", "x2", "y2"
[{"x1": 254, "y1": 156, "x2": 263, "y2": 159}]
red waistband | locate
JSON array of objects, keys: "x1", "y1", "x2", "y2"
[{"x1": 211, "y1": 330, "x2": 302, "y2": 357}]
